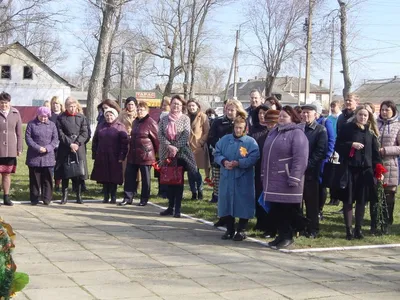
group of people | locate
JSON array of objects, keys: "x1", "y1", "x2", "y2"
[{"x1": 0, "y1": 90, "x2": 398, "y2": 250}]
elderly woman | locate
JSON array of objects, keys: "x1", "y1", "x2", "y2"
[
  {"x1": 375, "y1": 100, "x2": 400, "y2": 229},
  {"x1": 158, "y1": 95, "x2": 197, "y2": 217},
  {"x1": 96, "y1": 99, "x2": 121, "y2": 127},
  {"x1": 120, "y1": 101, "x2": 159, "y2": 206},
  {"x1": 214, "y1": 116, "x2": 260, "y2": 241},
  {"x1": 262, "y1": 106, "x2": 309, "y2": 249},
  {"x1": 55, "y1": 97, "x2": 89, "y2": 204},
  {"x1": 335, "y1": 104, "x2": 381, "y2": 239},
  {"x1": 0, "y1": 92, "x2": 22, "y2": 206},
  {"x1": 91, "y1": 108, "x2": 128, "y2": 204},
  {"x1": 187, "y1": 99, "x2": 210, "y2": 200},
  {"x1": 25, "y1": 107, "x2": 58, "y2": 205}
]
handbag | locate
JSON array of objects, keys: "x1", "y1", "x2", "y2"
[
  {"x1": 160, "y1": 159, "x2": 183, "y2": 185},
  {"x1": 63, "y1": 152, "x2": 85, "y2": 179},
  {"x1": 322, "y1": 157, "x2": 348, "y2": 189}
]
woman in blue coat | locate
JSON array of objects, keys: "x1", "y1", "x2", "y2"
[{"x1": 214, "y1": 116, "x2": 260, "y2": 241}]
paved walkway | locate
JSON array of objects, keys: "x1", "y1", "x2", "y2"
[{"x1": 3, "y1": 202, "x2": 400, "y2": 300}]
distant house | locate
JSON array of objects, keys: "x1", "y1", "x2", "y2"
[
  {"x1": 0, "y1": 42, "x2": 74, "y2": 106},
  {"x1": 223, "y1": 76, "x2": 331, "y2": 108},
  {"x1": 71, "y1": 90, "x2": 117, "y2": 108},
  {"x1": 354, "y1": 76, "x2": 400, "y2": 109}
]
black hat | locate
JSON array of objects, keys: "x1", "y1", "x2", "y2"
[{"x1": 125, "y1": 96, "x2": 138, "y2": 107}]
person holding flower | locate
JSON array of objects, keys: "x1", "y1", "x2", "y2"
[
  {"x1": 335, "y1": 104, "x2": 382, "y2": 240},
  {"x1": 375, "y1": 100, "x2": 400, "y2": 229},
  {"x1": 214, "y1": 116, "x2": 260, "y2": 241}
]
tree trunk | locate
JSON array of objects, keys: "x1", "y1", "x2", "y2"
[
  {"x1": 265, "y1": 74, "x2": 276, "y2": 97},
  {"x1": 102, "y1": 51, "x2": 112, "y2": 100},
  {"x1": 86, "y1": 1, "x2": 118, "y2": 127},
  {"x1": 338, "y1": 0, "x2": 352, "y2": 99}
]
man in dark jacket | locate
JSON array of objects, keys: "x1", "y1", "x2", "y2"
[
  {"x1": 301, "y1": 104, "x2": 328, "y2": 238},
  {"x1": 245, "y1": 89, "x2": 262, "y2": 131}
]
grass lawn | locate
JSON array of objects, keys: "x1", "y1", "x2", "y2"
[{"x1": 7, "y1": 125, "x2": 400, "y2": 249}]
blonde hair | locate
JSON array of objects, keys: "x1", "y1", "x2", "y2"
[
  {"x1": 353, "y1": 104, "x2": 379, "y2": 137},
  {"x1": 64, "y1": 96, "x2": 78, "y2": 107},
  {"x1": 225, "y1": 99, "x2": 247, "y2": 119},
  {"x1": 50, "y1": 96, "x2": 64, "y2": 112},
  {"x1": 76, "y1": 101, "x2": 83, "y2": 114}
]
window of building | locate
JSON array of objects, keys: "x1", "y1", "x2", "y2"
[
  {"x1": 32, "y1": 99, "x2": 44, "y2": 106},
  {"x1": 316, "y1": 94, "x2": 322, "y2": 101},
  {"x1": 23, "y1": 66, "x2": 33, "y2": 79},
  {"x1": 1, "y1": 65, "x2": 11, "y2": 79}
]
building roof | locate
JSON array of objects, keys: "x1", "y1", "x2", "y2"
[
  {"x1": 71, "y1": 90, "x2": 117, "y2": 102},
  {"x1": 354, "y1": 76, "x2": 400, "y2": 104},
  {"x1": 0, "y1": 42, "x2": 74, "y2": 88}
]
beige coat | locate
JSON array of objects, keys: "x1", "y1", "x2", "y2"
[
  {"x1": 189, "y1": 111, "x2": 210, "y2": 169},
  {"x1": 377, "y1": 114, "x2": 400, "y2": 190},
  {"x1": 0, "y1": 107, "x2": 23, "y2": 158}
]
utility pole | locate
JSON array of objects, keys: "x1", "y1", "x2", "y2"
[
  {"x1": 298, "y1": 56, "x2": 302, "y2": 105},
  {"x1": 233, "y1": 30, "x2": 239, "y2": 98},
  {"x1": 329, "y1": 18, "x2": 335, "y2": 105},
  {"x1": 119, "y1": 50, "x2": 125, "y2": 108},
  {"x1": 224, "y1": 48, "x2": 236, "y2": 101},
  {"x1": 304, "y1": 0, "x2": 315, "y2": 103}
]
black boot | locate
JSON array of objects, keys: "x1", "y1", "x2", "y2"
[
  {"x1": 160, "y1": 207, "x2": 173, "y2": 216},
  {"x1": 109, "y1": 184, "x2": 117, "y2": 204},
  {"x1": 221, "y1": 216, "x2": 235, "y2": 240},
  {"x1": 213, "y1": 218, "x2": 226, "y2": 227},
  {"x1": 61, "y1": 188, "x2": 68, "y2": 204},
  {"x1": 233, "y1": 218, "x2": 248, "y2": 241},
  {"x1": 118, "y1": 198, "x2": 132, "y2": 206},
  {"x1": 354, "y1": 226, "x2": 364, "y2": 239},
  {"x1": 198, "y1": 191, "x2": 203, "y2": 200},
  {"x1": 346, "y1": 227, "x2": 353, "y2": 240},
  {"x1": 76, "y1": 183, "x2": 83, "y2": 204},
  {"x1": 3, "y1": 194, "x2": 13, "y2": 206},
  {"x1": 102, "y1": 184, "x2": 110, "y2": 203},
  {"x1": 191, "y1": 192, "x2": 197, "y2": 200},
  {"x1": 387, "y1": 203, "x2": 395, "y2": 225}
]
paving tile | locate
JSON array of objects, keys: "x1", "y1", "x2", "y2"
[
  {"x1": 150, "y1": 254, "x2": 209, "y2": 267},
  {"x1": 198, "y1": 252, "x2": 254, "y2": 264},
  {"x1": 353, "y1": 291, "x2": 400, "y2": 299},
  {"x1": 193, "y1": 274, "x2": 263, "y2": 292},
  {"x1": 34, "y1": 241, "x2": 86, "y2": 253},
  {"x1": 43, "y1": 250, "x2": 100, "y2": 262},
  {"x1": 19, "y1": 262, "x2": 62, "y2": 275},
  {"x1": 54, "y1": 260, "x2": 114, "y2": 273},
  {"x1": 67, "y1": 270, "x2": 131, "y2": 286},
  {"x1": 24, "y1": 287, "x2": 94, "y2": 300},
  {"x1": 90, "y1": 247, "x2": 146, "y2": 259},
  {"x1": 172, "y1": 264, "x2": 229, "y2": 279},
  {"x1": 13, "y1": 252, "x2": 49, "y2": 265},
  {"x1": 163, "y1": 293, "x2": 225, "y2": 300},
  {"x1": 218, "y1": 261, "x2": 281, "y2": 274},
  {"x1": 269, "y1": 282, "x2": 344, "y2": 299},
  {"x1": 25, "y1": 274, "x2": 78, "y2": 290},
  {"x1": 103, "y1": 256, "x2": 166, "y2": 269},
  {"x1": 121, "y1": 267, "x2": 183, "y2": 280},
  {"x1": 84, "y1": 283, "x2": 154, "y2": 299},
  {"x1": 320, "y1": 279, "x2": 388, "y2": 294},
  {"x1": 140, "y1": 278, "x2": 210, "y2": 295},
  {"x1": 219, "y1": 287, "x2": 288, "y2": 300}
]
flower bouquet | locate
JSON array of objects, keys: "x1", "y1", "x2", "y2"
[{"x1": 373, "y1": 163, "x2": 389, "y2": 235}]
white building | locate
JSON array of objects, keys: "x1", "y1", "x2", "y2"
[{"x1": 0, "y1": 42, "x2": 73, "y2": 106}]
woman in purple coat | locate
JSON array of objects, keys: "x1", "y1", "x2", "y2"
[
  {"x1": 25, "y1": 107, "x2": 59, "y2": 205},
  {"x1": 261, "y1": 106, "x2": 309, "y2": 249},
  {"x1": 91, "y1": 108, "x2": 129, "y2": 204}
]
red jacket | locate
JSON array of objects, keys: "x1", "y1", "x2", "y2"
[{"x1": 127, "y1": 114, "x2": 159, "y2": 165}]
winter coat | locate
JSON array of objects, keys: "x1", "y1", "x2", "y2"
[
  {"x1": 304, "y1": 120, "x2": 328, "y2": 180},
  {"x1": 335, "y1": 122, "x2": 381, "y2": 169},
  {"x1": 250, "y1": 126, "x2": 269, "y2": 197},
  {"x1": 25, "y1": 118, "x2": 58, "y2": 167},
  {"x1": 317, "y1": 116, "x2": 336, "y2": 182},
  {"x1": 158, "y1": 114, "x2": 197, "y2": 175},
  {"x1": 127, "y1": 114, "x2": 159, "y2": 165},
  {"x1": 91, "y1": 120, "x2": 128, "y2": 184},
  {"x1": 117, "y1": 109, "x2": 136, "y2": 135},
  {"x1": 0, "y1": 107, "x2": 23, "y2": 158},
  {"x1": 49, "y1": 112, "x2": 61, "y2": 124},
  {"x1": 214, "y1": 134, "x2": 260, "y2": 219},
  {"x1": 337, "y1": 109, "x2": 355, "y2": 136},
  {"x1": 377, "y1": 114, "x2": 400, "y2": 190},
  {"x1": 207, "y1": 115, "x2": 234, "y2": 165},
  {"x1": 262, "y1": 123, "x2": 309, "y2": 204},
  {"x1": 54, "y1": 112, "x2": 89, "y2": 180},
  {"x1": 189, "y1": 111, "x2": 210, "y2": 169}
]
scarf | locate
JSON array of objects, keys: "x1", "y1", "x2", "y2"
[
  {"x1": 189, "y1": 110, "x2": 198, "y2": 124},
  {"x1": 166, "y1": 111, "x2": 182, "y2": 141},
  {"x1": 66, "y1": 110, "x2": 77, "y2": 116}
]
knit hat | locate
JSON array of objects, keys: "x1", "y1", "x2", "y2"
[
  {"x1": 265, "y1": 109, "x2": 280, "y2": 124},
  {"x1": 37, "y1": 106, "x2": 51, "y2": 117},
  {"x1": 104, "y1": 108, "x2": 118, "y2": 118},
  {"x1": 125, "y1": 96, "x2": 138, "y2": 108}
]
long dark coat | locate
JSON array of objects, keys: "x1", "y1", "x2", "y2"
[
  {"x1": 54, "y1": 113, "x2": 89, "y2": 180},
  {"x1": 91, "y1": 120, "x2": 128, "y2": 184}
]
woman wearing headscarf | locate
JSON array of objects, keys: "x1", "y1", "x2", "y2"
[
  {"x1": 55, "y1": 97, "x2": 89, "y2": 204},
  {"x1": 0, "y1": 92, "x2": 22, "y2": 206},
  {"x1": 91, "y1": 108, "x2": 128, "y2": 203},
  {"x1": 25, "y1": 107, "x2": 58, "y2": 205},
  {"x1": 214, "y1": 115, "x2": 260, "y2": 241},
  {"x1": 187, "y1": 99, "x2": 210, "y2": 200},
  {"x1": 158, "y1": 95, "x2": 197, "y2": 217}
]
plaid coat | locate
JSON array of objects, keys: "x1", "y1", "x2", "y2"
[{"x1": 158, "y1": 114, "x2": 197, "y2": 174}]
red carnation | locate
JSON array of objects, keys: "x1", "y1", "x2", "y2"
[{"x1": 374, "y1": 163, "x2": 388, "y2": 180}]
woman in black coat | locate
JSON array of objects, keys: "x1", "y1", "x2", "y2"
[
  {"x1": 335, "y1": 104, "x2": 381, "y2": 240},
  {"x1": 55, "y1": 97, "x2": 89, "y2": 204}
]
